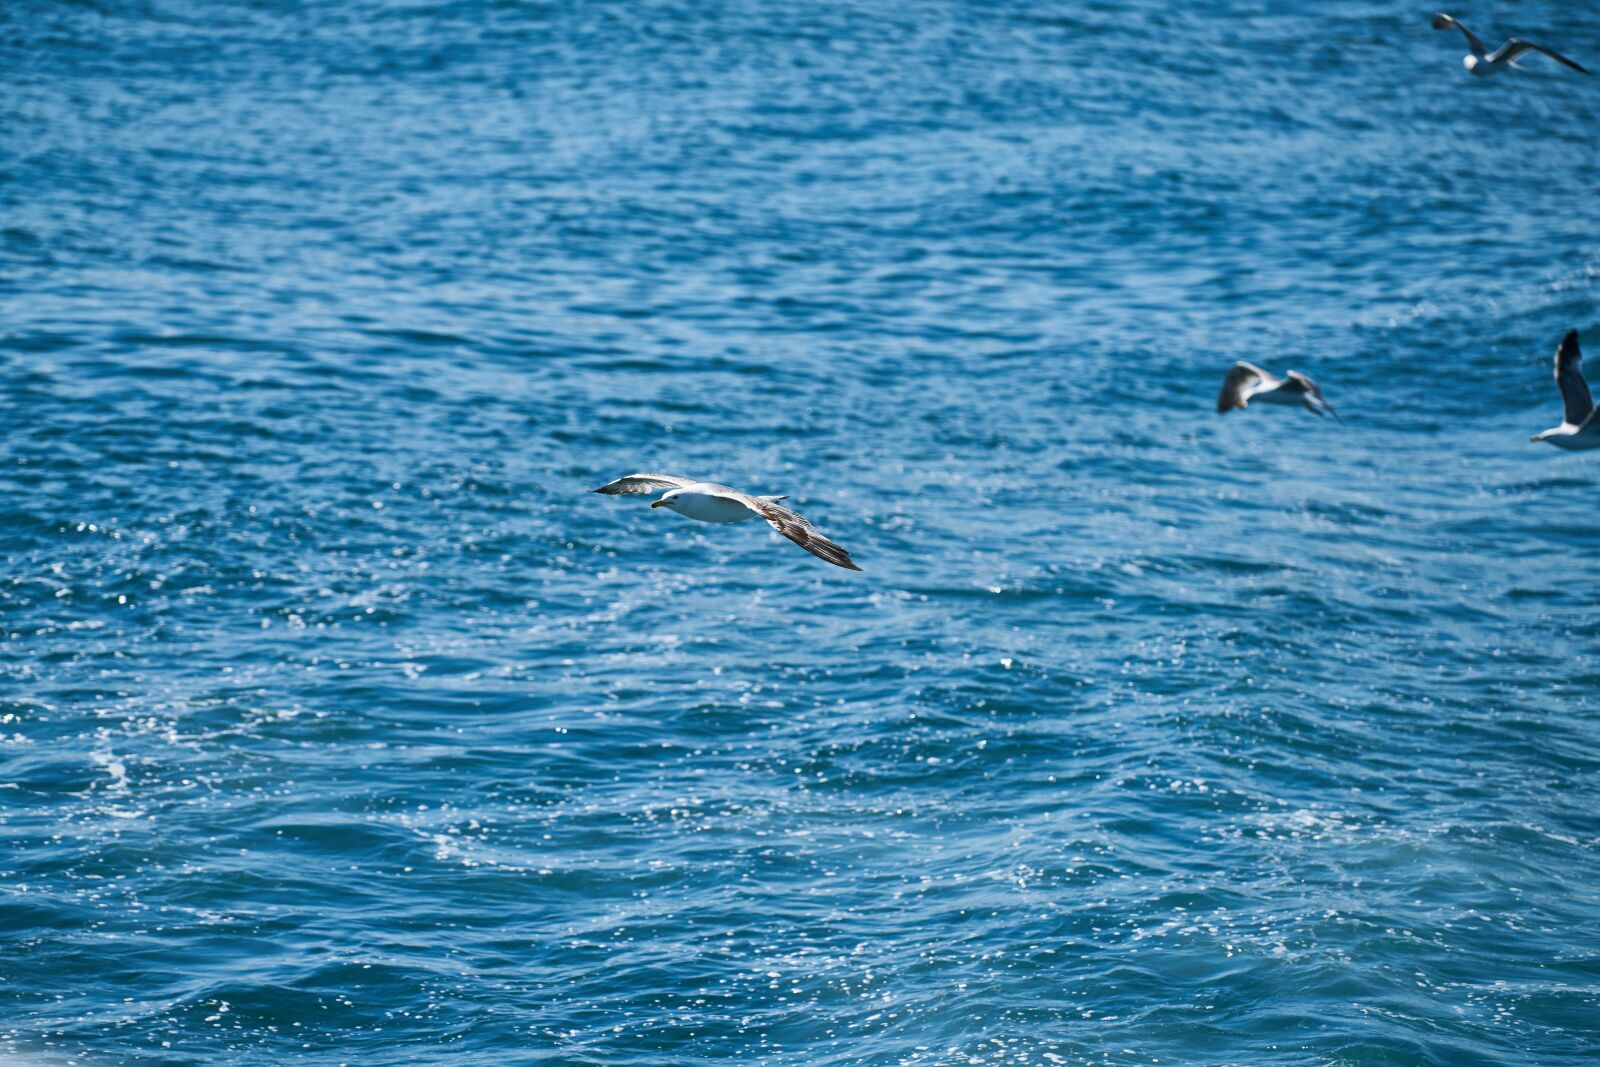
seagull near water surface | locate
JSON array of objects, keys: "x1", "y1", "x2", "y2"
[
  {"x1": 1531, "y1": 330, "x2": 1600, "y2": 450},
  {"x1": 592, "y1": 473, "x2": 863, "y2": 571},
  {"x1": 1431, "y1": 13, "x2": 1590, "y2": 76},
  {"x1": 1216, "y1": 362, "x2": 1342, "y2": 422}
]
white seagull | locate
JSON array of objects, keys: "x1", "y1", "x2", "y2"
[
  {"x1": 592, "y1": 473, "x2": 863, "y2": 571},
  {"x1": 1431, "y1": 13, "x2": 1590, "y2": 76},
  {"x1": 1217, "y1": 362, "x2": 1342, "y2": 422},
  {"x1": 1530, "y1": 330, "x2": 1600, "y2": 450}
]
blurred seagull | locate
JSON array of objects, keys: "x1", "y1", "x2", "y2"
[
  {"x1": 1530, "y1": 330, "x2": 1600, "y2": 450},
  {"x1": 1217, "y1": 362, "x2": 1342, "y2": 422},
  {"x1": 592, "y1": 473, "x2": 863, "y2": 570},
  {"x1": 1431, "y1": 13, "x2": 1590, "y2": 76}
]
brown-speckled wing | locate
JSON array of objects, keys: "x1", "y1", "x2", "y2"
[
  {"x1": 591, "y1": 473, "x2": 697, "y2": 495},
  {"x1": 1218, "y1": 362, "x2": 1267, "y2": 413},
  {"x1": 740, "y1": 496, "x2": 862, "y2": 571}
]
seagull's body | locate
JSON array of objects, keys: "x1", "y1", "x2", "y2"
[
  {"x1": 1431, "y1": 13, "x2": 1589, "y2": 77},
  {"x1": 592, "y1": 473, "x2": 862, "y2": 570},
  {"x1": 656, "y1": 484, "x2": 776, "y2": 523},
  {"x1": 1531, "y1": 330, "x2": 1600, "y2": 451},
  {"x1": 1217, "y1": 362, "x2": 1341, "y2": 421}
]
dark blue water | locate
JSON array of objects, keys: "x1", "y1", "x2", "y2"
[{"x1": 4, "y1": 1, "x2": 1599, "y2": 1063}]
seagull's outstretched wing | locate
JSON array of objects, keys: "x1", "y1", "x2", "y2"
[
  {"x1": 1218, "y1": 361, "x2": 1271, "y2": 413},
  {"x1": 1287, "y1": 371, "x2": 1344, "y2": 423},
  {"x1": 592, "y1": 473, "x2": 698, "y2": 495},
  {"x1": 1492, "y1": 38, "x2": 1590, "y2": 73},
  {"x1": 1554, "y1": 330, "x2": 1594, "y2": 427},
  {"x1": 729, "y1": 493, "x2": 862, "y2": 571},
  {"x1": 1431, "y1": 13, "x2": 1487, "y2": 57}
]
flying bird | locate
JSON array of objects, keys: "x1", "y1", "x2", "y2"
[
  {"x1": 592, "y1": 473, "x2": 863, "y2": 570},
  {"x1": 1530, "y1": 330, "x2": 1600, "y2": 450},
  {"x1": 1431, "y1": 13, "x2": 1590, "y2": 76},
  {"x1": 1217, "y1": 362, "x2": 1342, "y2": 421}
]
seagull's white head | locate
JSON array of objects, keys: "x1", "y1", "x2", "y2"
[
  {"x1": 1464, "y1": 54, "x2": 1481, "y2": 72},
  {"x1": 650, "y1": 491, "x2": 680, "y2": 510}
]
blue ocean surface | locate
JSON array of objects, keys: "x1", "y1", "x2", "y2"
[{"x1": 2, "y1": 1, "x2": 1598, "y2": 1063}]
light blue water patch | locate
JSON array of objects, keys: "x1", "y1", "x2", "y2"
[{"x1": 2, "y1": 1, "x2": 1598, "y2": 1063}]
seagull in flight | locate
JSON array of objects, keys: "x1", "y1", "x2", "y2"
[
  {"x1": 1530, "y1": 330, "x2": 1600, "y2": 450},
  {"x1": 1431, "y1": 13, "x2": 1590, "y2": 76},
  {"x1": 1217, "y1": 362, "x2": 1342, "y2": 421},
  {"x1": 592, "y1": 473, "x2": 863, "y2": 570}
]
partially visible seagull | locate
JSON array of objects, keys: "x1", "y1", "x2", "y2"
[
  {"x1": 592, "y1": 473, "x2": 863, "y2": 570},
  {"x1": 1530, "y1": 330, "x2": 1600, "y2": 450},
  {"x1": 1217, "y1": 362, "x2": 1342, "y2": 422},
  {"x1": 1431, "y1": 13, "x2": 1590, "y2": 76}
]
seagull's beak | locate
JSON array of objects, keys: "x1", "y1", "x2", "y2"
[{"x1": 651, "y1": 499, "x2": 668, "y2": 508}]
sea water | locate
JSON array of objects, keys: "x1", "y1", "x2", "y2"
[{"x1": 2, "y1": 1, "x2": 1597, "y2": 1063}]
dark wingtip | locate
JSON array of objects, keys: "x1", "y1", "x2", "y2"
[
  {"x1": 822, "y1": 547, "x2": 863, "y2": 572},
  {"x1": 1430, "y1": 12, "x2": 1451, "y2": 29},
  {"x1": 1559, "y1": 330, "x2": 1582, "y2": 365},
  {"x1": 825, "y1": 549, "x2": 864, "y2": 572}
]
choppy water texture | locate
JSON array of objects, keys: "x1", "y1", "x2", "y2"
[{"x1": 3, "y1": 1, "x2": 1600, "y2": 1063}]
